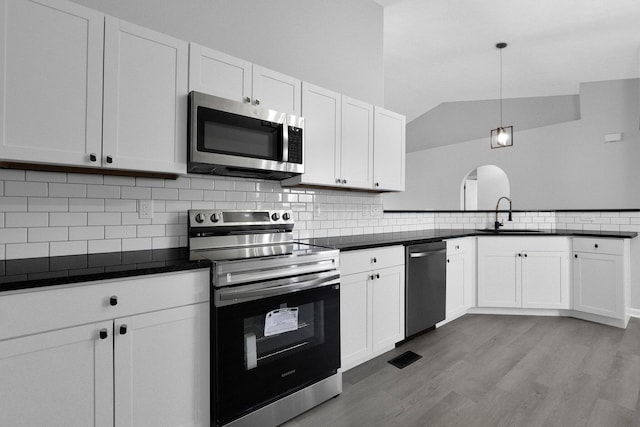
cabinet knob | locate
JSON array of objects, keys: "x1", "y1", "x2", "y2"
[
  {"x1": 376, "y1": 273, "x2": 380, "y2": 279},
  {"x1": 447, "y1": 259, "x2": 450, "y2": 263},
  {"x1": 371, "y1": 257, "x2": 377, "y2": 263},
  {"x1": 244, "y1": 97, "x2": 251, "y2": 103},
  {"x1": 99, "y1": 329, "x2": 108, "y2": 340},
  {"x1": 575, "y1": 254, "x2": 578, "y2": 258},
  {"x1": 89, "y1": 153, "x2": 97, "y2": 162},
  {"x1": 369, "y1": 274, "x2": 375, "y2": 281},
  {"x1": 518, "y1": 253, "x2": 522, "y2": 257},
  {"x1": 106, "y1": 156, "x2": 113, "y2": 164},
  {"x1": 120, "y1": 325, "x2": 128, "y2": 335},
  {"x1": 254, "y1": 98, "x2": 260, "y2": 105},
  {"x1": 524, "y1": 253, "x2": 528, "y2": 257},
  {"x1": 455, "y1": 245, "x2": 460, "y2": 250},
  {"x1": 110, "y1": 295, "x2": 118, "y2": 306},
  {"x1": 342, "y1": 179, "x2": 347, "y2": 184},
  {"x1": 336, "y1": 178, "x2": 341, "y2": 184},
  {"x1": 375, "y1": 182, "x2": 380, "y2": 187},
  {"x1": 594, "y1": 244, "x2": 599, "y2": 249}
]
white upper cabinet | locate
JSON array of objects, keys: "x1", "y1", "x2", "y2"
[
  {"x1": 102, "y1": 17, "x2": 188, "y2": 174},
  {"x1": 188, "y1": 43, "x2": 301, "y2": 116},
  {"x1": 340, "y1": 96, "x2": 374, "y2": 189},
  {"x1": 373, "y1": 107, "x2": 405, "y2": 191},
  {"x1": 0, "y1": 0, "x2": 104, "y2": 167}
]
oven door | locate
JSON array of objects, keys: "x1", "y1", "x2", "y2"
[{"x1": 213, "y1": 272, "x2": 340, "y2": 425}]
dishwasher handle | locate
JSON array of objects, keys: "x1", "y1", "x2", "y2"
[{"x1": 409, "y1": 249, "x2": 446, "y2": 258}]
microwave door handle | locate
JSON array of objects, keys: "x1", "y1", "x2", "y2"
[{"x1": 282, "y1": 121, "x2": 289, "y2": 162}]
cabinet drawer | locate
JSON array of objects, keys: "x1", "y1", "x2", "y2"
[
  {"x1": 573, "y1": 238, "x2": 624, "y2": 255},
  {"x1": 446, "y1": 237, "x2": 475, "y2": 256},
  {"x1": 0, "y1": 269, "x2": 210, "y2": 341},
  {"x1": 340, "y1": 245, "x2": 404, "y2": 276}
]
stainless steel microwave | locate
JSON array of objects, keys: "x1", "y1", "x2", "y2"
[{"x1": 188, "y1": 91, "x2": 304, "y2": 179}]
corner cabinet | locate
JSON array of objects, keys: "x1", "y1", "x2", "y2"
[
  {"x1": 477, "y1": 237, "x2": 570, "y2": 309},
  {"x1": 339, "y1": 245, "x2": 405, "y2": 371},
  {"x1": 0, "y1": 269, "x2": 210, "y2": 427},
  {"x1": 0, "y1": 0, "x2": 188, "y2": 175},
  {"x1": 188, "y1": 43, "x2": 301, "y2": 116},
  {"x1": 572, "y1": 237, "x2": 630, "y2": 326}
]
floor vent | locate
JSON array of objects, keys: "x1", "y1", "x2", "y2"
[{"x1": 388, "y1": 351, "x2": 422, "y2": 369}]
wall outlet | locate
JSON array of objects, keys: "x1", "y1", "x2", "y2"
[
  {"x1": 371, "y1": 205, "x2": 382, "y2": 217},
  {"x1": 313, "y1": 203, "x2": 321, "y2": 218},
  {"x1": 139, "y1": 200, "x2": 153, "y2": 219}
]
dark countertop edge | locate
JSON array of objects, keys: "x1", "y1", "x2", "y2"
[
  {"x1": 384, "y1": 209, "x2": 640, "y2": 213},
  {"x1": 0, "y1": 259, "x2": 212, "y2": 294},
  {"x1": 310, "y1": 229, "x2": 638, "y2": 252}
]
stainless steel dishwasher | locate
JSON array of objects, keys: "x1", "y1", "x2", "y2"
[{"x1": 405, "y1": 241, "x2": 447, "y2": 337}]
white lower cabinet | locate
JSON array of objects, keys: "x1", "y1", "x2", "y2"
[
  {"x1": 572, "y1": 237, "x2": 630, "y2": 324},
  {"x1": 444, "y1": 237, "x2": 476, "y2": 323},
  {"x1": 477, "y1": 237, "x2": 570, "y2": 309},
  {"x1": 340, "y1": 246, "x2": 404, "y2": 371},
  {"x1": 0, "y1": 269, "x2": 210, "y2": 427}
]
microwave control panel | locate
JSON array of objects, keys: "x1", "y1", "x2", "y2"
[{"x1": 288, "y1": 126, "x2": 303, "y2": 164}]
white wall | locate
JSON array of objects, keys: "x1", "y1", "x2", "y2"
[
  {"x1": 476, "y1": 165, "x2": 510, "y2": 210},
  {"x1": 383, "y1": 78, "x2": 640, "y2": 210},
  {"x1": 69, "y1": 0, "x2": 384, "y2": 106}
]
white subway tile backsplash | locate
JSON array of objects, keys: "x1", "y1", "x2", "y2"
[
  {"x1": 5, "y1": 212, "x2": 48, "y2": 228},
  {"x1": 165, "y1": 176, "x2": 191, "y2": 189},
  {"x1": 152, "y1": 236, "x2": 180, "y2": 249},
  {"x1": 0, "y1": 228, "x2": 27, "y2": 243},
  {"x1": 135, "y1": 177, "x2": 165, "y2": 188},
  {"x1": 50, "y1": 241, "x2": 87, "y2": 257},
  {"x1": 48, "y1": 212, "x2": 86, "y2": 227},
  {"x1": 165, "y1": 201, "x2": 192, "y2": 212},
  {"x1": 67, "y1": 173, "x2": 103, "y2": 184},
  {"x1": 69, "y1": 226, "x2": 105, "y2": 241},
  {"x1": 28, "y1": 197, "x2": 68, "y2": 212},
  {"x1": 105, "y1": 199, "x2": 137, "y2": 212},
  {"x1": 152, "y1": 188, "x2": 179, "y2": 200},
  {"x1": 179, "y1": 189, "x2": 204, "y2": 201},
  {"x1": 104, "y1": 176, "x2": 136, "y2": 186},
  {"x1": 121, "y1": 186, "x2": 152, "y2": 200},
  {"x1": 105, "y1": 225, "x2": 136, "y2": 239},
  {"x1": 137, "y1": 224, "x2": 165, "y2": 238},
  {"x1": 5, "y1": 181, "x2": 48, "y2": 197},
  {"x1": 0, "y1": 169, "x2": 25, "y2": 181},
  {"x1": 69, "y1": 198, "x2": 105, "y2": 212},
  {"x1": 6, "y1": 242, "x2": 48, "y2": 259},
  {"x1": 0, "y1": 244, "x2": 4, "y2": 259},
  {"x1": 89, "y1": 239, "x2": 121, "y2": 254},
  {"x1": 204, "y1": 190, "x2": 225, "y2": 201},
  {"x1": 122, "y1": 213, "x2": 152, "y2": 225},
  {"x1": 26, "y1": 171, "x2": 66, "y2": 183},
  {"x1": 1, "y1": 197, "x2": 26, "y2": 212},
  {"x1": 189, "y1": 178, "x2": 214, "y2": 190},
  {"x1": 49, "y1": 183, "x2": 86, "y2": 198},
  {"x1": 28, "y1": 227, "x2": 68, "y2": 242},
  {"x1": 87, "y1": 184, "x2": 120, "y2": 199},
  {"x1": 122, "y1": 237, "x2": 152, "y2": 251},
  {"x1": 88, "y1": 213, "x2": 121, "y2": 226}
]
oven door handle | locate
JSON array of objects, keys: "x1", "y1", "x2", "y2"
[{"x1": 219, "y1": 273, "x2": 340, "y2": 303}]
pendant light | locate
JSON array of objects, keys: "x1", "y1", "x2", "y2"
[{"x1": 490, "y1": 42, "x2": 513, "y2": 148}]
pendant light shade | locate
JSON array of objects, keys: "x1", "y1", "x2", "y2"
[{"x1": 490, "y1": 42, "x2": 513, "y2": 149}]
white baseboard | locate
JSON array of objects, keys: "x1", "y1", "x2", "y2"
[{"x1": 629, "y1": 308, "x2": 640, "y2": 318}]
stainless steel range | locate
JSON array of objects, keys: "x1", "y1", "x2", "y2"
[{"x1": 188, "y1": 209, "x2": 341, "y2": 427}]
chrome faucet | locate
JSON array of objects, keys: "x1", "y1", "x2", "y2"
[{"x1": 495, "y1": 196, "x2": 512, "y2": 230}]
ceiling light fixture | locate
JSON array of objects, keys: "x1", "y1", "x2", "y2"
[{"x1": 490, "y1": 42, "x2": 513, "y2": 149}]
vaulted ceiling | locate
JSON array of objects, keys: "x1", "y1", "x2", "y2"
[{"x1": 375, "y1": 0, "x2": 640, "y2": 129}]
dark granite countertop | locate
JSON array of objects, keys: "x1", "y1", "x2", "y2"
[
  {"x1": 304, "y1": 229, "x2": 638, "y2": 251},
  {"x1": 0, "y1": 248, "x2": 211, "y2": 293}
]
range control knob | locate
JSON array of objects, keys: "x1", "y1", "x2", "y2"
[
  {"x1": 282, "y1": 212, "x2": 291, "y2": 221},
  {"x1": 194, "y1": 213, "x2": 205, "y2": 224},
  {"x1": 210, "y1": 213, "x2": 220, "y2": 223},
  {"x1": 271, "y1": 212, "x2": 280, "y2": 221}
]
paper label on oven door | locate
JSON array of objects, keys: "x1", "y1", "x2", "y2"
[{"x1": 264, "y1": 308, "x2": 299, "y2": 337}]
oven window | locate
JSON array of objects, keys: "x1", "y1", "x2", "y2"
[
  {"x1": 243, "y1": 301, "x2": 324, "y2": 370},
  {"x1": 198, "y1": 107, "x2": 283, "y2": 160}
]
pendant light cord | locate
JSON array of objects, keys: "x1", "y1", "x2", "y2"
[{"x1": 499, "y1": 46, "x2": 503, "y2": 128}]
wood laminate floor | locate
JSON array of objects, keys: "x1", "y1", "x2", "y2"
[{"x1": 283, "y1": 315, "x2": 640, "y2": 427}]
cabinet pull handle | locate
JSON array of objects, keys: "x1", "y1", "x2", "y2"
[
  {"x1": 89, "y1": 153, "x2": 97, "y2": 162},
  {"x1": 594, "y1": 244, "x2": 599, "y2": 249},
  {"x1": 369, "y1": 274, "x2": 375, "y2": 281},
  {"x1": 455, "y1": 245, "x2": 460, "y2": 250},
  {"x1": 106, "y1": 156, "x2": 113, "y2": 164},
  {"x1": 376, "y1": 273, "x2": 380, "y2": 279},
  {"x1": 447, "y1": 259, "x2": 450, "y2": 263},
  {"x1": 99, "y1": 329, "x2": 108, "y2": 340},
  {"x1": 336, "y1": 178, "x2": 341, "y2": 184},
  {"x1": 109, "y1": 295, "x2": 118, "y2": 306},
  {"x1": 371, "y1": 257, "x2": 377, "y2": 263},
  {"x1": 254, "y1": 98, "x2": 260, "y2": 105},
  {"x1": 574, "y1": 254, "x2": 578, "y2": 258},
  {"x1": 244, "y1": 97, "x2": 251, "y2": 103},
  {"x1": 342, "y1": 179, "x2": 347, "y2": 184},
  {"x1": 375, "y1": 182, "x2": 380, "y2": 187},
  {"x1": 524, "y1": 253, "x2": 528, "y2": 257},
  {"x1": 518, "y1": 253, "x2": 522, "y2": 257},
  {"x1": 120, "y1": 325, "x2": 128, "y2": 335}
]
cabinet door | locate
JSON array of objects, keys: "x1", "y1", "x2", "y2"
[
  {"x1": 340, "y1": 273, "x2": 371, "y2": 371},
  {"x1": 477, "y1": 251, "x2": 521, "y2": 307},
  {"x1": 252, "y1": 65, "x2": 301, "y2": 116},
  {"x1": 295, "y1": 82, "x2": 341, "y2": 186},
  {"x1": 341, "y1": 96, "x2": 374, "y2": 189},
  {"x1": 0, "y1": 321, "x2": 113, "y2": 427},
  {"x1": 446, "y1": 253, "x2": 466, "y2": 320},
  {"x1": 0, "y1": 0, "x2": 103, "y2": 167},
  {"x1": 373, "y1": 107, "x2": 405, "y2": 191},
  {"x1": 188, "y1": 43, "x2": 251, "y2": 103},
  {"x1": 114, "y1": 303, "x2": 210, "y2": 427},
  {"x1": 371, "y1": 265, "x2": 404, "y2": 352},
  {"x1": 103, "y1": 17, "x2": 188, "y2": 174},
  {"x1": 573, "y1": 252, "x2": 624, "y2": 319},
  {"x1": 521, "y1": 251, "x2": 570, "y2": 309}
]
